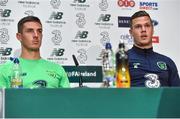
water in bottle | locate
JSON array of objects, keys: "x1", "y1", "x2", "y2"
[
  {"x1": 10, "y1": 58, "x2": 23, "y2": 88},
  {"x1": 101, "y1": 42, "x2": 116, "y2": 88},
  {"x1": 115, "y1": 41, "x2": 131, "y2": 88}
]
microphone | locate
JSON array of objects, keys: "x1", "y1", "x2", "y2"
[
  {"x1": 72, "y1": 54, "x2": 79, "y2": 66},
  {"x1": 72, "y1": 55, "x2": 83, "y2": 87}
]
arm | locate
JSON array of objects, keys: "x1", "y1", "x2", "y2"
[
  {"x1": 168, "y1": 59, "x2": 180, "y2": 86},
  {"x1": 57, "y1": 66, "x2": 70, "y2": 88}
]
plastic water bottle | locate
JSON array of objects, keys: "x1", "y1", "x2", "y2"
[
  {"x1": 101, "y1": 42, "x2": 116, "y2": 87},
  {"x1": 10, "y1": 58, "x2": 23, "y2": 88},
  {"x1": 115, "y1": 41, "x2": 131, "y2": 88}
]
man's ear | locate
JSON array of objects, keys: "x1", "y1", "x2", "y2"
[
  {"x1": 16, "y1": 33, "x2": 22, "y2": 42},
  {"x1": 129, "y1": 28, "x2": 132, "y2": 36}
]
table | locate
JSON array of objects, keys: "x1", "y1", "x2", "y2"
[{"x1": 5, "y1": 88, "x2": 180, "y2": 118}]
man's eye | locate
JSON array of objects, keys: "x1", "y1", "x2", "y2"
[
  {"x1": 145, "y1": 24, "x2": 151, "y2": 28},
  {"x1": 134, "y1": 25, "x2": 141, "y2": 29},
  {"x1": 38, "y1": 29, "x2": 42, "y2": 33},
  {"x1": 26, "y1": 29, "x2": 33, "y2": 32}
]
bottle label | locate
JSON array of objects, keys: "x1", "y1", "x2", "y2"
[
  {"x1": 11, "y1": 78, "x2": 23, "y2": 88},
  {"x1": 116, "y1": 66, "x2": 131, "y2": 88}
]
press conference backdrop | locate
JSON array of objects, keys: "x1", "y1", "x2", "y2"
[{"x1": 1, "y1": 0, "x2": 180, "y2": 87}]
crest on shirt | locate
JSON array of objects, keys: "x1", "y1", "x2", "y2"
[
  {"x1": 33, "y1": 80, "x2": 47, "y2": 88},
  {"x1": 46, "y1": 70, "x2": 57, "y2": 79},
  {"x1": 157, "y1": 61, "x2": 167, "y2": 70},
  {"x1": 144, "y1": 73, "x2": 160, "y2": 88}
]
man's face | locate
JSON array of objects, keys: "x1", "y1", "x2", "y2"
[
  {"x1": 17, "y1": 21, "x2": 43, "y2": 51},
  {"x1": 129, "y1": 16, "x2": 154, "y2": 48}
]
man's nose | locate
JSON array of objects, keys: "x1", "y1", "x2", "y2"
[
  {"x1": 33, "y1": 31, "x2": 38, "y2": 37},
  {"x1": 141, "y1": 26, "x2": 146, "y2": 31}
]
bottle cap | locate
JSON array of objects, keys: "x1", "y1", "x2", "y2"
[
  {"x1": 119, "y1": 40, "x2": 125, "y2": 49},
  {"x1": 105, "y1": 42, "x2": 112, "y2": 49},
  {"x1": 14, "y1": 58, "x2": 19, "y2": 64}
]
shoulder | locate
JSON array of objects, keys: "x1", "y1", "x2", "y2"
[
  {"x1": 40, "y1": 59, "x2": 64, "y2": 70},
  {"x1": 0, "y1": 61, "x2": 13, "y2": 71},
  {"x1": 154, "y1": 52, "x2": 174, "y2": 62}
]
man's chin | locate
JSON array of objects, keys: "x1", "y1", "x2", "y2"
[{"x1": 30, "y1": 48, "x2": 40, "y2": 51}]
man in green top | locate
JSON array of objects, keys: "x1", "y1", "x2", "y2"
[{"x1": 0, "y1": 16, "x2": 70, "y2": 88}]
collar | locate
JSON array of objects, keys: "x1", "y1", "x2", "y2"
[{"x1": 132, "y1": 45, "x2": 154, "y2": 55}]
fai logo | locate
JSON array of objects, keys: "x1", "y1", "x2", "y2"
[
  {"x1": 51, "y1": 30, "x2": 62, "y2": 45},
  {"x1": 32, "y1": 80, "x2": 47, "y2": 88},
  {"x1": 145, "y1": 73, "x2": 160, "y2": 88},
  {"x1": 0, "y1": 0, "x2": 8, "y2": 6},
  {"x1": 98, "y1": 14, "x2": 111, "y2": 22},
  {"x1": 50, "y1": 0, "x2": 61, "y2": 9},
  {"x1": 51, "y1": 48, "x2": 65, "y2": 56},
  {"x1": 76, "y1": 13, "x2": 86, "y2": 28},
  {"x1": 100, "y1": 31, "x2": 110, "y2": 46},
  {"x1": 157, "y1": 61, "x2": 167, "y2": 70},
  {"x1": 0, "y1": 47, "x2": 12, "y2": 56},
  {"x1": 0, "y1": 9, "x2": 11, "y2": 17},
  {"x1": 0, "y1": 28, "x2": 9, "y2": 44},
  {"x1": 50, "y1": 12, "x2": 63, "y2": 20},
  {"x1": 77, "y1": 49, "x2": 87, "y2": 64},
  {"x1": 99, "y1": 0, "x2": 108, "y2": 11}
]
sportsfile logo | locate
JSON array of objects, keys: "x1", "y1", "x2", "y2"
[
  {"x1": 139, "y1": 2, "x2": 158, "y2": 10},
  {"x1": 0, "y1": 0, "x2": 8, "y2": 6}
]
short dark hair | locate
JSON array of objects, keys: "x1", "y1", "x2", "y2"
[
  {"x1": 17, "y1": 16, "x2": 42, "y2": 33},
  {"x1": 130, "y1": 11, "x2": 152, "y2": 28}
]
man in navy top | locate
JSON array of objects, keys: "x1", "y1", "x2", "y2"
[{"x1": 128, "y1": 10, "x2": 180, "y2": 88}]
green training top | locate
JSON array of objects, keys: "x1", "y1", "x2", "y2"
[{"x1": 0, "y1": 57, "x2": 70, "y2": 88}]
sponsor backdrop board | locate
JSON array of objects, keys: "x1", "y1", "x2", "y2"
[{"x1": 0, "y1": 0, "x2": 180, "y2": 87}]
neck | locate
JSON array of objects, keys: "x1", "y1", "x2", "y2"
[
  {"x1": 20, "y1": 49, "x2": 41, "y2": 60},
  {"x1": 134, "y1": 44, "x2": 152, "y2": 49}
]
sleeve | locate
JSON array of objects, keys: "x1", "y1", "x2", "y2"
[
  {"x1": 57, "y1": 66, "x2": 70, "y2": 88},
  {"x1": 168, "y1": 59, "x2": 180, "y2": 86}
]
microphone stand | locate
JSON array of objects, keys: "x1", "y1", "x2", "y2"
[{"x1": 72, "y1": 55, "x2": 86, "y2": 88}]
